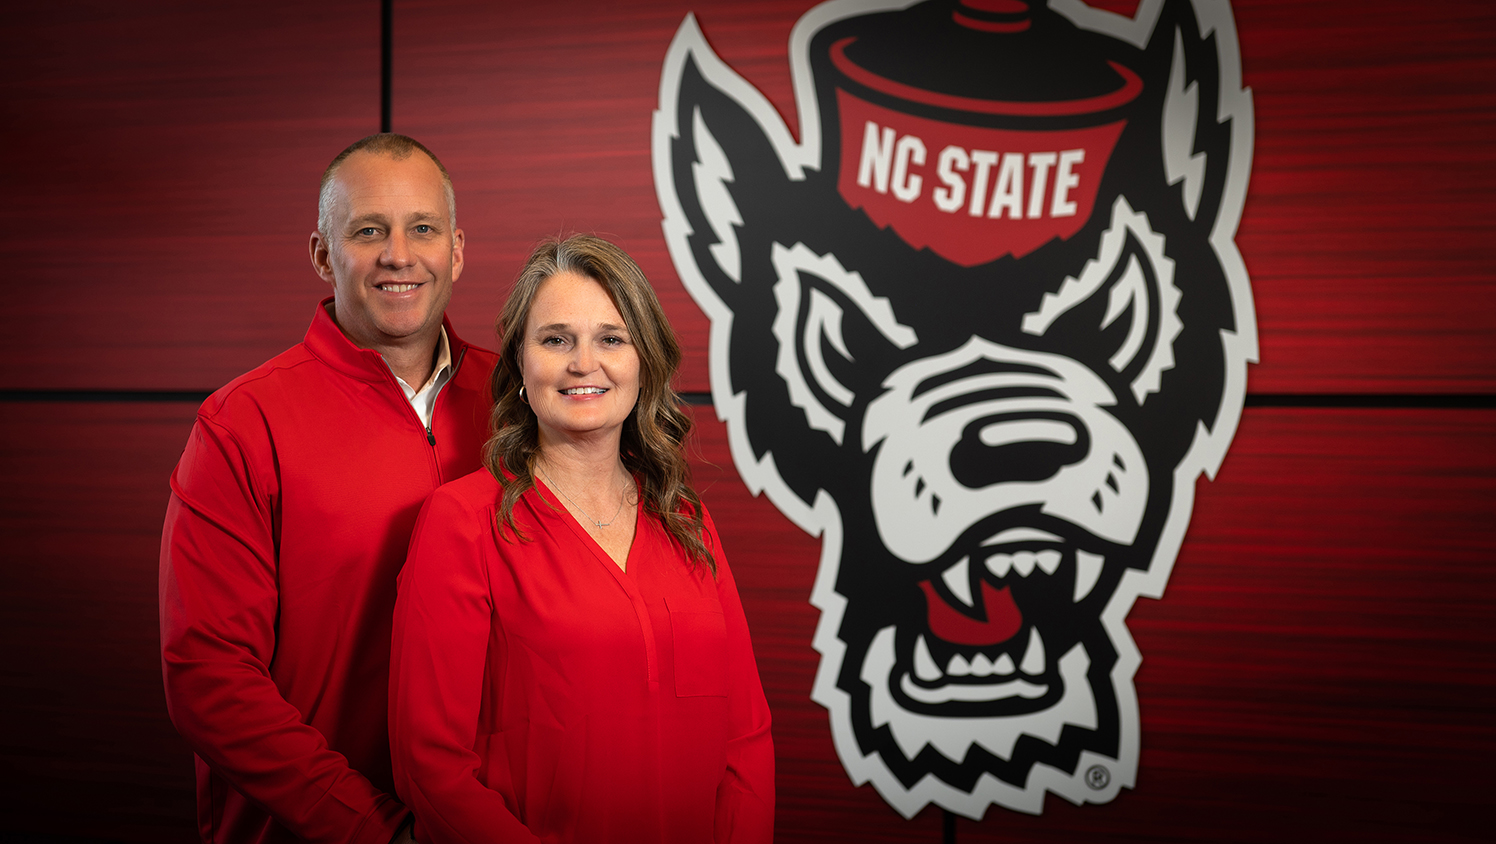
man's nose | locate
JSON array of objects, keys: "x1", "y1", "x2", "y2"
[{"x1": 380, "y1": 231, "x2": 413, "y2": 267}]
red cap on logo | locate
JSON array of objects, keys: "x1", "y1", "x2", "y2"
[{"x1": 817, "y1": 0, "x2": 1142, "y2": 266}]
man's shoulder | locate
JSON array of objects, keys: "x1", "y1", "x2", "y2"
[{"x1": 198, "y1": 342, "x2": 322, "y2": 419}]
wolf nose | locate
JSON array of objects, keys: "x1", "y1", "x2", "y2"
[{"x1": 949, "y1": 411, "x2": 1090, "y2": 489}]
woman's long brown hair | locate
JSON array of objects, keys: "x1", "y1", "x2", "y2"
[{"x1": 483, "y1": 234, "x2": 715, "y2": 573}]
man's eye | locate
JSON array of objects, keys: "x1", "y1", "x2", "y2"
[
  {"x1": 414, "y1": 225, "x2": 433, "y2": 234},
  {"x1": 358, "y1": 227, "x2": 379, "y2": 237}
]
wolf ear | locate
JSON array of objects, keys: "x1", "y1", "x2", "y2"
[
  {"x1": 769, "y1": 243, "x2": 918, "y2": 447},
  {"x1": 653, "y1": 15, "x2": 806, "y2": 306},
  {"x1": 1022, "y1": 197, "x2": 1182, "y2": 407},
  {"x1": 1149, "y1": 0, "x2": 1244, "y2": 233}
]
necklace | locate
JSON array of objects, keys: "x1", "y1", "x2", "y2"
[{"x1": 537, "y1": 464, "x2": 631, "y2": 528}]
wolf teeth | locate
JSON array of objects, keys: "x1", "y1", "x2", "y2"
[
  {"x1": 912, "y1": 632, "x2": 1047, "y2": 683},
  {"x1": 900, "y1": 630, "x2": 1052, "y2": 704},
  {"x1": 941, "y1": 557, "x2": 973, "y2": 607},
  {"x1": 986, "y1": 554, "x2": 1013, "y2": 578},
  {"x1": 947, "y1": 654, "x2": 972, "y2": 676},
  {"x1": 1036, "y1": 549, "x2": 1061, "y2": 574},
  {"x1": 1019, "y1": 628, "x2": 1046, "y2": 675},
  {"x1": 1012, "y1": 551, "x2": 1036, "y2": 576},
  {"x1": 913, "y1": 635, "x2": 942, "y2": 682},
  {"x1": 984, "y1": 549, "x2": 1063, "y2": 579},
  {"x1": 969, "y1": 653, "x2": 994, "y2": 676},
  {"x1": 1074, "y1": 550, "x2": 1104, "y2": 602}
]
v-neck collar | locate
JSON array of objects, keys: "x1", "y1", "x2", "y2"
[
  {"x1": 529, "y1": 477, "x2": 661, "y2": 687},
  {"x1": 533, "y1": 476, "x2": 641, "y2": 579}
]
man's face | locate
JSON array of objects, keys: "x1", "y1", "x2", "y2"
[{"x1": 310, "y1": 151, "x2": 464, "y2": 351}]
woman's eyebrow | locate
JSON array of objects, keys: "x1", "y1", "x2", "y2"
[{"x1": 532, "y1": 322, "x2": 628, "y2": 333}]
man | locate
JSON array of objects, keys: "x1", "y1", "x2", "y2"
[{"x1": 160, "y1": 134, "x2": 498, "y2": 844}]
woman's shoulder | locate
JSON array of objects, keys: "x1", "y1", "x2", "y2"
[
  {"x1": 676, "y1": 492, "x2": 715, "y2": 531},
  {"x1": 427, "y1": 467, "x2": 502, "y2": 513}
]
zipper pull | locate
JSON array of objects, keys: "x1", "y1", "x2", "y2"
[{"x1": 426, "y1": 426, "x2": 436, "y2": 446}]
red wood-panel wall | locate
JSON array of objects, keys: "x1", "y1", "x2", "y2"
[{"x1": 2, "y1": 1, "x2": 1492, "y2": 842}]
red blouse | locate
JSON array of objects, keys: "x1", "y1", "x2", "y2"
[{"x1": 389, "y1": 470, "x2": 774, "y2": 843}]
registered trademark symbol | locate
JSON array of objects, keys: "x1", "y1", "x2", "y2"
[{"x1": 1085, "y1": 764, "x2": 1110, "y2": 790}]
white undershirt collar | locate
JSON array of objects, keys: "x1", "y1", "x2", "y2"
[{"x1": 388, "y1": 328, "x2": 453, "y2": 429}]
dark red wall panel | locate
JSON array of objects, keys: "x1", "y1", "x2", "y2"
[
  {"x1": 2, "y1": 1, "x2": 381, "y2": 392},
  {"x1": 0, "y1": 403, "x2": 199, "y2": 842},
  {"x1": 1234, "y1": 0, "x2": 1496, "y2": 393}
]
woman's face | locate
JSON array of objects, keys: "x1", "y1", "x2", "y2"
[{"x1": 521, "y1": 271, "x2": 642, "y2": 449}]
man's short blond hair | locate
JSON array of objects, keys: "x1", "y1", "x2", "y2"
[{"x1": 317, "y1": 133, "x2": 456, "y2": 237}]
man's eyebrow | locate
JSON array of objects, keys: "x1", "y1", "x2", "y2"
[{"x1": 345, "y1": 211, "x2": 445, "y2": 228}]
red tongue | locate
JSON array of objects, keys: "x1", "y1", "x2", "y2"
[{"x1": 919, "y1": 580, "x2": 1023, "y2": 646}]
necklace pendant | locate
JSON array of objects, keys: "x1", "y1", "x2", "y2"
[{"x1": 538, "y1": 464, "x2": 629, "y2": 530}]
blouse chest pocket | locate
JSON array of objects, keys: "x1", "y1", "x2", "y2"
[{"x1": 666, "y1": 597, "x2": 728, "y2": 697}]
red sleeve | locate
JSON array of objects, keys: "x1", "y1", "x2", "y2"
[
  {"x1": 705, "y1": 511, "x2": 776, "y2": 844},
  {"x1": 389, "y1": 485, "x2": 544, "y2": 844},
  {"x1": 159, "y1": 414, "x2": 407, "y2": 844}
]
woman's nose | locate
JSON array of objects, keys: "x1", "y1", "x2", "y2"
[{"x1": 568, "y1": 343, "x2": 596, "y2": 374}]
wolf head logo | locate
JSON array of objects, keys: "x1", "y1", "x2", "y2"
[{"x1": 653, "y1": 0, "x2": 1255, "y2": 818}]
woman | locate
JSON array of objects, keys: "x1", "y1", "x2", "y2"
[{"x1": 389, "y1": 234, "x2": 774, "y2": 843}]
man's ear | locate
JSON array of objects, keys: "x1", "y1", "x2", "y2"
[
  {"x1": 450, "y1": 227, "x2": 465, "y2": 284},
  {"x1": 309, "y1": 230, "x2": 335, "y2": 283}
]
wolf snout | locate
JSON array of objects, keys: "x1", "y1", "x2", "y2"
[
  {"x1": 950, "y1": 411, "x2": 1091, "y2": 490},
  {"x1": 866, "y1": 339, "x2": 1149, "y2": 563}
]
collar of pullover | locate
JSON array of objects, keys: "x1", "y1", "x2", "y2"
[{"x1": 303, "y1": 296, "x2": 468, "y2": 385}]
